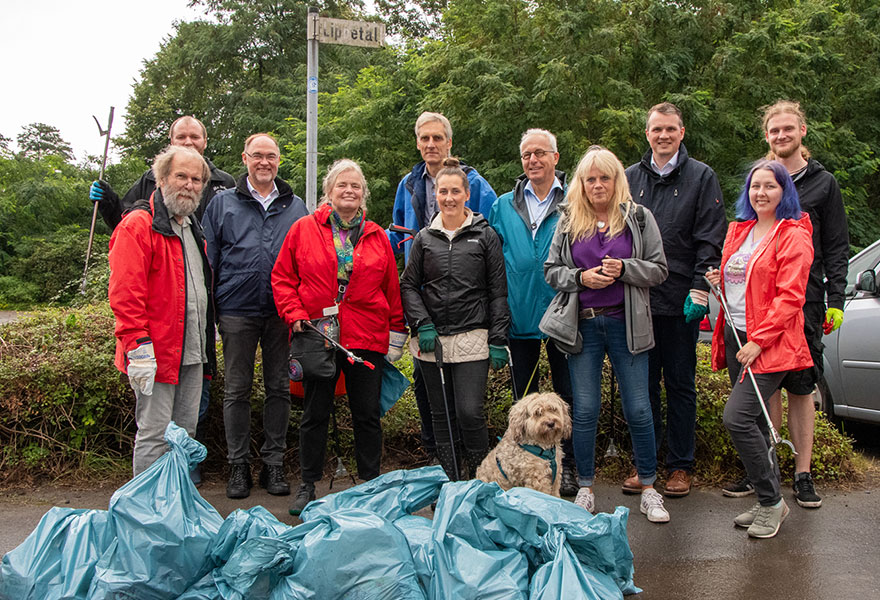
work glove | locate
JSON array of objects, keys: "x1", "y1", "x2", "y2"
[
  {"x1": 489, "y1": 344, "x2": 509, "y2": 370},
  {"x1": 385, "y1": 330, "x2": 408, "y2": 363},
  {"x1": 683, "y1": 289, "x2": 710, "y2": 323},
  {"x1": 90, "y1": 180, "x2": 118, "y2": 205},
  {"x1": 127, "y1": 341, "x2": 157, "y2": 396},
  {"x1": 823, "y1": 307, "x2": 844, "y2": 335},
  {"x1": 417, "y1": 323, "x2": 437, "y2": 353}
]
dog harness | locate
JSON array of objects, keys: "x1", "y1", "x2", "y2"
[{"x1": 495, "y1": 441, "x2": 557, "y2": 484}]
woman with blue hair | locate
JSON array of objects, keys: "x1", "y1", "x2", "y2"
[{"x1": 706, "y1": 159, "x2": 814, "y2": 539}]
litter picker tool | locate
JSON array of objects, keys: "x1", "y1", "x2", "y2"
[
  {"x1": 605, "y1": 364, "x2": 620, "y2": 458},
  {"x1": 81, "y1": 106, "x2": 114, "y2": 295},
  {"x1": 704, "y1": 274, "x2": 797, "y2": 466},
  {"x1": 435, "y1": 340, "x2": 461, "y2": 481},
  {"x1": 388, "y1": 223, "x2": 417, "y2": 251},
  {"x1": 329, "y1": 402, "x2": 356, "y2": 489},
  {"x1": 304, "y1": 320, "x2": 375, "y2": 370}
]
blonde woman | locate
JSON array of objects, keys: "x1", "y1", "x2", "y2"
[{"x1": 544, "y1": 146, "x2": 669, "y2": 522}]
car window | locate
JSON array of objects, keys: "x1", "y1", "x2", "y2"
[{"x1": 845, "y1": 239, "x2": 880, "y2": 296}]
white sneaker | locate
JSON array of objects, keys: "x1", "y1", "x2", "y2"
[
  {"x1": 574, "y1": 487, "x2": 596, "y2": 513},
  {"x1": 640, "y1": 488, "x2": 670, "y2": 523}
]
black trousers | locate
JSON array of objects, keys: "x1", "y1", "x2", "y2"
[{"x1": 300, "y1": 349, "x2": 384, "y2": 483}]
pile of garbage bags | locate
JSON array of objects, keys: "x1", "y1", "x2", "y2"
[{"x1": 0, "y1": 422, "x2": 640, "y2": 599}]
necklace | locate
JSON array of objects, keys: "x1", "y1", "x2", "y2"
[{"x1": 597, "y1": 220, "x2": 606, "y2": 229}]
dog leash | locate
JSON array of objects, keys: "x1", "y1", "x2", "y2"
[{"x1": 495, "y1": 439, "x2": 558, "y2": 484}]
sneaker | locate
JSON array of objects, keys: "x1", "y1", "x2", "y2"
[
  {"x1": 722, "y1": 476, "x2": 755, "y2": 498},
  {"x1": 560, "y1": 462, "x2": 579, "y2": 497},
  {"x1": 734, "y1": 502, "x2": 761, "y2": 527},
  {"x1": 640, "y1": 488, "x2": 670, "y2": 523},
  {"x1": 663, "y1": 470, "x2": 691, "y2": 497},
  {"x1": 259, "y1": 464, "x2": 291, "y2": 496},
  {"x1": 574, "y1": 487, "x2": 596, "y2": 513},
  {"x1": 793, "y1": 472, "x2": 822, "y2": 508},
  {"x1": 621, "y1": 467, "x2": 642, "y2": 495},
  {"x1": 289, "y1": 482, "x2": 316, "y2": 516},
  {"x1": 226, "y1": 464, "x2": 252, "y2": 499},
  {"x1": 747, "y1": 500, "x2": 790, "y2": 539}
]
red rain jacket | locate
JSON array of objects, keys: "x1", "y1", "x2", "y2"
[
  {"x1": 272, "y1": 203, "x2": 405, "y2": 354},
  {"x1": 711, "y1": 213, "x2": 814, "y2": 374}
]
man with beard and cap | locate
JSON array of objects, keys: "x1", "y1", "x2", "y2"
[{"x1": 108, "y1": 145, "x2": 216, "y2": 475}]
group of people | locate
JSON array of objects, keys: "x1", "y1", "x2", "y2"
[{"x1": 103, "y1": 98, "x2": 848, "y2": 537}]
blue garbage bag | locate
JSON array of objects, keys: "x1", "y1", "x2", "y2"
[
  {"x1": 88, "y1": 422, "x2": 224, "y2": 599},
  {"x1": 380, "y1": 360, "x2": 411, "y2": 417},
  {"x1": 529, "y1": 527, "x2": 625, "y2": 600},
  {"x1": 271, "y1": 509, "x2": 426, "y2": 600},
  {"x1": 392, "y1": 515, "x2": 435, "y2": 594},
  {"x1": 300, "y1": 466, "x2": 447, "y2": 522},
  {"x1": 204, "y1": 506, "x2": 292, "y2": 568},
  {"x1": 0, "y1": 508, "x2": 113, "y2": 600}
]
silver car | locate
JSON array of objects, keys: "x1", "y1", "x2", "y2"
[{"x1": 818, "y1": 237, "x2": 880, "y2": 424}]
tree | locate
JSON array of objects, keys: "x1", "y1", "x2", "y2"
[
  {"x1": 16, "y1": 123, "x2": 74, "y2": 162},
  {"x1": 0, "y1": 134, "x2": 12, "y2": 159}
]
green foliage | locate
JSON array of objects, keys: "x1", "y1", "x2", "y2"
[{"x1": 16, "y1": 122, "x2": 74, "y2": 162}]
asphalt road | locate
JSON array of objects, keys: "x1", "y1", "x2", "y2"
[{"x1": 1, "y1": 475, "x2": 878, "y2": 599}]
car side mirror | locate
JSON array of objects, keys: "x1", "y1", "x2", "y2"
[{"x1": 855, "y1": 270, "x2": 877, "y2": 294}]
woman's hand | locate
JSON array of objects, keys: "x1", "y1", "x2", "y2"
[
  {"x1": 580, "y1": 266, "x2": 615, "y2": 289},
  {"x1": 292, "y1": 320, "x2": 304, "y2": 333},
  {"x1": 705, "y1": 266, "x2": 721, "y2": 287},
  {"x1": 736, "y1": 341, "x2": 762, "y2": 370},
  {"x1": 600, "y1": 257, "x2": 623, "y2": 279}
]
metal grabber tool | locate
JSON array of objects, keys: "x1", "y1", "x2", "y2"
[{"x1": 81, "y1": 106, "x2": 114, "y2": 295}]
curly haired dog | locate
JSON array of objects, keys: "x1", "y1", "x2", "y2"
[{"x1": 476, "y1": 392, "x2": 572, "y2": 497}]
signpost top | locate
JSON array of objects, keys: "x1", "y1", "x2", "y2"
[{"x1": 310, "y1": 16, "x2": 386, "y2": 48}]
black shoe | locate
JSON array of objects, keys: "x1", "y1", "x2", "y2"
[
  {"x1": 560, "y1": 462, "x2": 578, "y2": 497},
  {"x1": 722, "y1": 476, "x2": 755, "y2": 498},
  {"x1": 289, "y1": 482, "x2": 316, "y2": 516},
  {"x1": 259, "y1": 464, "x2": 291, "y2": 496},
  {"x1": 226, "y1": 464, "x2": 252, "y2": 499},
  {"x1": 793, "y1": 472, "x2": 822, "y2": 508}
]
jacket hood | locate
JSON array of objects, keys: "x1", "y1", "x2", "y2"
[
  {"x1": 730, "y1": 211, "x2": 813, "y2": 240},
  {"x1": 428, "y1": 208, "x2": 489, "y2": 233}
]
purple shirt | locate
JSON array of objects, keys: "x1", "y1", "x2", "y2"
[{"x1": 571, "y1": 228, "x2": 632, "y2": 318}]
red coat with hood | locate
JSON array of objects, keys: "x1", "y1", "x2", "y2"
[
  {"x1": 272, "y1": 203, "x2": 405, "y2": 354},
  {"x1": 711, "y1": 213, "x2": 814, "y2": 374}
]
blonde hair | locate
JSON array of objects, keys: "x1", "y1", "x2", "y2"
[
  {"x1": 761, "y1": 100, "x2": 811, "y2": 161},
  {"x1": 319, "y1": 158, "x2": 370, "y2": 209},
  {"x1": 562, "y1": 145, "x2": 633, "y2": 241}
]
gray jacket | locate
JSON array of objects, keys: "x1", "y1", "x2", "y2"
[{"x1": 543, "y1": 202, "x2": 668, "y2": 354}]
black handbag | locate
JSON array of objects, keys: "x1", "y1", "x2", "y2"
[{"x1": 288, "y1": 316, "x2": 339, "y2": 381}]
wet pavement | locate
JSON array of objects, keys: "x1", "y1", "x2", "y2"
[{"x1": 1, "y1": 476, "x2": 878, "y2": 598}]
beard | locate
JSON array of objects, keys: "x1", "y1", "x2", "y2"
[
  {"x1": 163, "y1": 187, "x2": 200, "y2": 218},
  {"x1": 771, "y1": 141, "x2": 801, "y2": 160}
]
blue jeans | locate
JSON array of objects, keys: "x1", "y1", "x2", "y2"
[{"x1": 568, "y1": 316, "x2": 657, "y2": 488}]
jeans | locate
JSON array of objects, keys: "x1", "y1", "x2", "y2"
[
  {"x1": 133, "y1": 363, "x2": 203, "y2": 475},
  {"x1": 219, "y1": 314, "x2": 291, "y2": 466},
  {"x1": 568, "y1": 316, "x2": 657, "y2": 488},
  {"x1": 412, "y1": 361, "x2": 436, "y2": 453},
  {"x1": 648, "y1": 314, "x2": 699, "y2": 472},
  {"x1": 300, "y1": 349, "x2": 384, "y2": 483},
  {"x1": 508, "y1": 337, "x2": 575, "y2": 466},
  {"x1": 722, "y1": 325, "x2": 784, "y2": 506}
]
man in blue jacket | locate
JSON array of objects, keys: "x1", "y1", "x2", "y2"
[
  {"x1": 388, "y1": 111, "x2": 497, "y2": 461},
  {"x1": 202, "y1": 133, "x2": 309, "y2": 499},
  {"x1": 488, "y1": 128, "x2": 577, "y2": 496},
  {"x1": 625, "y1": 103, "x2": 726, "y2": 497}
]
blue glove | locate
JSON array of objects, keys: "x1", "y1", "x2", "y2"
[
  {"x1": 90, "y1": 180, "x2": 117, "y2": 205},
  {"x1": 683, "y1": 294, "x2": 709, "y2": 323}
]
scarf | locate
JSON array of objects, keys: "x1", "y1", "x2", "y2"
[{"x1": 330, "y1": 209, "x2": 363, "y2": 280}]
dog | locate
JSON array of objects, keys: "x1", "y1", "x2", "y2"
[{"x1": 476, "y1": 392, "x2": 572, "y2": 497}]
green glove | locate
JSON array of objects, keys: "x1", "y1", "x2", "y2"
[
  {"x1": 489, "y1": 344, "x2": 509, "y2": 370},
  {"x1": 418, "y1": 323, "x2": 437, "y2": 353},
  {"x1": 683, "y1": 295, "x2": 709, "y2": 323},
  {"x1": 823, "y1": 307, "x2": 844, "y2": 334}
]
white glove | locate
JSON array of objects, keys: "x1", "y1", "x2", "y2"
[
  {"x1": 127, "y1": 341, "x2": 157, "y2": 396},
  {"x1": 689, "y1": 288, "x2": 709, "y2": 307},
  {"x1": 385, "y1": 330, "x2": 408, "y2": 363}
]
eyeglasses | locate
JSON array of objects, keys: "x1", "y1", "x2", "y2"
[
  {"x1": 245, "y1": 151, "x2": 279, "y2": 163},
  {"x1": 521, "y1": 149, "x2": 552, "y2": 160}
]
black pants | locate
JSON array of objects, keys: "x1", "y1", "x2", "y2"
[
  {"x1": 508, "y1": 338, "x2": 575, "y2": 466},
  {"x1": 412, "y1": 361, "x2": 436, "y2": 453},
  {"x1": 300, "y1": 349, "x2": 384, "y2": 483}
]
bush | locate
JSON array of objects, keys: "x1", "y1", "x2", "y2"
[{"x1": 0, "y1": 275, "x2": 40, "y2": 308}]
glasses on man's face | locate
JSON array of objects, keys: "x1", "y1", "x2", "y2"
[
  {"x1": 245, "y1": 151, "x2": 279, "y2": 163},
  {"x1": 521, "y1": 149, "x2": 551, "y2": 161}
]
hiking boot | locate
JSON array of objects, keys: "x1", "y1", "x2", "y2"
[
  {"x1": 747, "y1": 500, "x2": 790, "y2": 539},
  {"x1": 289, "y1": 482, "x2": 316, "y2": 516},
  {"x1": 722, "y1": 476, "x2": 755, "y2": 498},
  {"x1": 226, "y1": 464, "x2": 252, "y2": 499},
  {"x1": 622, "y1": 467, "x2": 642, "y2": 495},
  {"x1": 734, "y1": 502, "x2": 761, "y2": 527},
  {"x1": 793, "y1": 472, "x2": 822, "y2": 508},
  {"x1": 664, "y1": 470, "x2": 691, "y2": 497},
  {"x1": 640, "y1": 488, "x2": 670, "y2": 523},
  {"x1": 574, "y1": 487, "x2": 596, "y2": 514},
  {"x1": 259, "y1": 464, "x2": 291, "y2": 496},
  {"x1": 560, "y1": 462, "x2": 579, "y2": 497}
]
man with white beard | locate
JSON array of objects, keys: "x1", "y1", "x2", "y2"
[{"x1": 108, "y1": 145, "x2": 216, "y2": 475}]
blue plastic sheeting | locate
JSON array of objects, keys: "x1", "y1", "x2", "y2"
[{"x1": 0, "y1": 426, "x2": 640, "y2": 599}]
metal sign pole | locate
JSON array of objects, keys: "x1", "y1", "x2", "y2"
[{"x1": 306, "y1": 7, "x2": 319, "y2": 213}]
